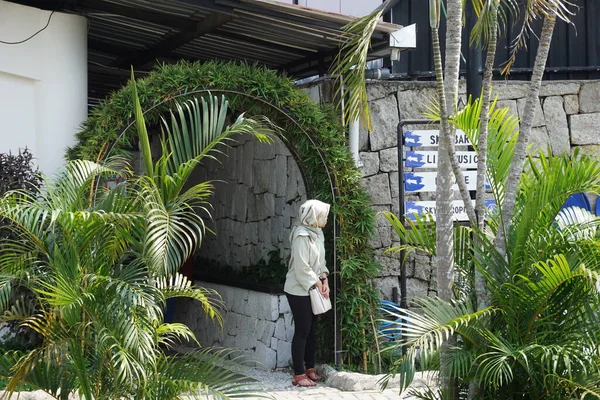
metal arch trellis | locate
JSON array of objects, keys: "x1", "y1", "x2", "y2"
[{"x1": 98, "y1": 88, "x2": 344, "y2": 366}]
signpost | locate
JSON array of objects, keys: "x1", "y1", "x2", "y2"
[{"x1": 405, "y1": 200, "x2": 497, "y2": 222}]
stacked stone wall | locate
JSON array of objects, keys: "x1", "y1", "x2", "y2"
[
  {"x1": 175, "y1": 282, "x2": 293, "y2": 370},
  {"x1": 191, "y1": 134, "x2": 307, "y2": 269},
  {"x1": 306, "y1": 80, "x2": 600, "y2": 303}
]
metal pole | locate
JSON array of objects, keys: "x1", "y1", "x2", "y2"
[
  {"x1": 397, "y1": 123, "x2": 407, "y2": 312},
  {"x1": 466, "y1": 0, "x2": 482, "y2": 99}
]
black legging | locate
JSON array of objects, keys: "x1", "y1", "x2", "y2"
[{"x1": 286, "y1": 293, "x2": 317, "y2": 375}]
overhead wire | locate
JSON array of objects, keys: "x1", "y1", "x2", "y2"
[{"x1": 0, "y1": 0, "x2": 65, "y2": 45}]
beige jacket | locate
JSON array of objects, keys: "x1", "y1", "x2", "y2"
[{"x1": 284, "y1": 229, "x2": 329, "y2": 296}]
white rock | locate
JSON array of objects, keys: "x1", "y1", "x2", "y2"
[
  {"x1": 370, "y1": 95, "x2": 400, "y2": 151},
  {"x1": 564, "y1": 94, "x2": 579, "y2": 115},
  {"x1": 362, "y1": 174, "x2": 392, "y2": 205},
  {"x1": 539, "y1": 82, "x2": 580, "y2": 97},
  {"x1": 579, "y1": 81, "x2": 600, "y2": 113},
  {"x1": 570, "y1": 113, "x2": 600, "y2": 145},
  {"x1": 517, "y1": 97, "x2": 544, "y2": 127},
  {"x1": 542, "y1": 96, "x2": 570, "y2": 155},
  {"x1": 276, "y1": 339, "x2": 292, "y2": 368},
  {"x1": 359, "y1": 151, "x2": 380, "y2": 177},
  {"x1": 254, "y1": 340, "x2": 277, "y2": 369},
  {"x1": 379, "y1": 147, "x2": 399, "y2": 172}
]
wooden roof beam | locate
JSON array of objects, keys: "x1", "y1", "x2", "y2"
[{"x1": 114, "y1": 12, "x2": 235, "y2": 68}]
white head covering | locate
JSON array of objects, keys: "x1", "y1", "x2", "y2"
[{"x1": 290, "y1": 199, "x2": 330, "y2": 243}]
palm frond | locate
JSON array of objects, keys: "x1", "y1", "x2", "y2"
[{"x1": 330, "y1": 5, "x2": 388, "y2": 130}]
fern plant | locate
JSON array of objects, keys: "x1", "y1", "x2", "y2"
[
  {"x1": 0, "y1": 75, "x2": 274, "y2": 399},
  {"x1": 382, "y1": 98, "x2": 600, "y2": 398}
]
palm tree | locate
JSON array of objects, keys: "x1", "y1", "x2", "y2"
[
  {"x1": 0, "y1": 75, "x2": 274, "y2": 399},
  {"x1": 382, "y1": 99, "x2": 600, "y2": 398}
]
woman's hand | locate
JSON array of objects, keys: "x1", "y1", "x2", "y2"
[{"x1": 320, "y1": 279, "x2": 330, "y2": 299}]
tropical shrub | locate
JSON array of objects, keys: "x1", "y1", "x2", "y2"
[
  {"x1": 0, "y1": 79, "x2": 274, "y2": 399},
  {"x1": 0, "y1": 149, "x2": 42, "y2": 352},
  {"x1": 382, "y1": 98, "x2": 600, "y2": 399}
]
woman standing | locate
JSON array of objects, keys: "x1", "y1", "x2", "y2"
[{"x1": 284, "y1": 199, "x2": 330, "y2": 387}]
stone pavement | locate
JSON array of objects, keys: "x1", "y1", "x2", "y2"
[{"x1": 239, "y1": 386, "x2": 414, "y2": 399}]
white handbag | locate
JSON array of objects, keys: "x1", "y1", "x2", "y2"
[{"x1": 309, "y1": 285, "x2": 332, "y2": 315}]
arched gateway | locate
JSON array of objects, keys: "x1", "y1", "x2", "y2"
[{"x1": 68, "y1": 61, "x2": 382, "y2": 368}]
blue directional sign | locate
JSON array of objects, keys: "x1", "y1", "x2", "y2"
[
  {"x1": 403, "y1": 130, "x2": 471, "y2": 147},
  {"x1": 405, "y1": 151, "x2": 478, "y2": 169},
  {"x1": 405, "y1": 200, "x2": 497, "y2": 222}
]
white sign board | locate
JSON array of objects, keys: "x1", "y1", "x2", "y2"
[
  {"x1": 404, "y1": 130, "x2": 471, "y2": 147},
  {"x1": 404, "y1": 171, "x2": 489, "y2": 193},
  {"x1": 405, "y1": 200, "x2": 497, "y2": 222},
  {"x1": 405, "y1": 151, "x2": 478, "y2": 169}
]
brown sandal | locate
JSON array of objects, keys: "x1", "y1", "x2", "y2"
[
  {"x1": 305, "y1": 368, "x2": 322, "y2": 382},
  {"x1": 292, "y1": 374, "x2": 316, "y2": 387}
]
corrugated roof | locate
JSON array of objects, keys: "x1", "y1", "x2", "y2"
[{"x1": 8, "y1": 0, "x2": 405, "y2": 104}]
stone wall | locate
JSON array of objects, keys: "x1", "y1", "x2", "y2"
[
  {"x1": 174, "y1": 281, "x2": 293, "y2": 370},
  {"x1": 308, "y1": 79, "x2": 600, "y2": 303},
  {"x1": 190, "y1": 134, "x2": 307, "y2": 269}
]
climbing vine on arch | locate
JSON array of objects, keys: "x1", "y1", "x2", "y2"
[{"x1": 69, "y1": 60, "x2": 382, "y2": 370}]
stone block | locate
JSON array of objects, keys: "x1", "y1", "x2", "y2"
[
  {"x1": 359, "y1": 123, "x2": 369, "y2": 151},
  {"x1": 379, "y1": 147, "x2": 398, "y2": 172},
  {"x1": 254, "y1": 340, "x2": 277, "y2": 369},
  {"x1": 359, "y1": 151, "x2": 379, "y2": 176},
  {"x1": 285, "y1": 163, "x2": 299, "y2": 202},
  {"x1": 276, "y1": 339, "x2": 293, "y2": 368},
  {"x1": 256, "y1": 193, "x2": 275, "y2": 221},
  {"x1": 389, "y1": 171, "x2": 399, "y2": 199},
  {"x1": 254, "y1": 140, "x2": 275, "y2": 160},
  {"x1": 258, "y1": 218, "x2": 272, "y2": 246},
  {"x1": 516, "y1": 97, "x2": 544, "y2": 127},
  {"x1": 361, "y1": 174, "x2": 392, "y2": 205},
  {"x1": 231, "y1": 185, "x2": 248, "y2": 222},
  {"x1": 274, "y1": 318, "x2": 286, "y2": 341},
  {"x1": 542, "y1": 96, "x2": 570, "y2": 155},
  {"x1": 246, "y1": 194, "x2": 257, "y2": 222},
  {"x1": 373, "y1": 276, "x2": 399, "y2": 301},
  {"x1": 496, "y1": 100, "x2": 519, "y2": 124},
  {"x1": 539, "y1": 82, "x2": 580, "y2": 97},
  {"x1": 369, "y1": 95, "x2": 400, "y2": 151},
  {"x1": 235, "y1": 145, "x2": 245, "y2": 183},
  {"x1": 284, "y1": 312, "x2": 294, "y2": 342},
  {"x1": 246, "y1": 222, "x2": 258, "y2": 245},
  {"x1": 572, "y1": 145, "x2": 600, "y2": 159},
  {"x1": 231, "y1": 288, "x2": 249, "y2": 314},
  {"x1": 253, "y1": 159, "x2": 275, "y2": 194},
  {"x1": 367, "y1": 81, "x2": 399, "y2": 101},
  {"x1": 397, "y1": 86, "x2": 437, "y2": 120},
  {"x1": 564, "y1": 94, "x2": 579, "y2": 115},
  {"x1": 247, "y1": 291, "x2": 279, "y2": 321},
  {"x1": 579, "y1": 81, "x2": 600, "y2": 113},
  {"x1": 406, "y1": 278, "x2": 431, "y2": 305},
  {"x1": 241, "y1": 140, "x2": 254, "y2": 187},
  {"x1": 275, "y1": 155, "x2": 287, "y2": 197},
  {"x1": 413, "y1": 251, "x2": 434, "y2": 281},
  {"x1": 528, "y1": 126, "x2": 550, "y2": 154},
  {"x1": 493, "y1": 82, "x2": 529, "y2": 100},
  {"x1": 374, "y1": 249, "x2": 401, "y2": 277},
  {"x1": 279, "y1": 295, "x2": 291, "y2": 315},
  {"x1": 259, "y1": 320, "x2": 276, "y2": 345},
  {"x1": 570, "y1": 113, "x2": 600, "y2": 145}
]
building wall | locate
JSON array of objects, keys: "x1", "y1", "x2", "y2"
[
  {"x1": 0, "y1": 1, "x2": 87, "y2": 176},
  {"x1": 277, "y1": 0, "x2": 382, "y2": 16},
  {"x1": 305, "y1": 79, "x2": 600, "y2": 303}
]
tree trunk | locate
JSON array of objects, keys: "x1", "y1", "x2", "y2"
[
  {"x1": 494, "y1": 12, "x2": 557, "y2": 255},
  {"x1": 432, "y1": 24, "x2": 455, "y2": 398}
]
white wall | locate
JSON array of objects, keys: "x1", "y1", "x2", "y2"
[
  {"x1": 0, "y1": 1, "x2": 87, "y2": 177},
  {"x1": 280, "y1": 0, "x2": 382, "y2": 16}
]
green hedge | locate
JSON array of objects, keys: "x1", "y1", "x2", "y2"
[{"x1": 68, "y1": 61, "x2": 381, "y2": 369}]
